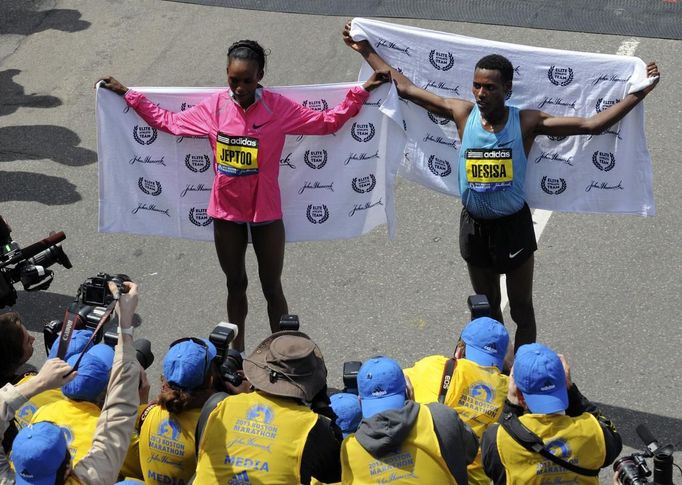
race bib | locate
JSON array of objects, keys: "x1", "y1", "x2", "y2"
[
  {"x1": 216, "y1": 132, "x2": 259, "y2": 176},
  {"x1": 465, "y1": 148, "x2": 513, "y2": 192}
]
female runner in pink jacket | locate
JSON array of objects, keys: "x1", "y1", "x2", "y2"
[{"x1": 99, "y1": 40, "x2": 389, "y2": 351}]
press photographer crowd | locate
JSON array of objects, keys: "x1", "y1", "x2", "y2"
[{"x1": 0, "y1": 215, "x2": 678, "y2": 485}]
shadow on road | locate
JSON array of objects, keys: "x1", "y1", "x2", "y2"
[
  {"x1": 0, "y1": 171, "x2": 81, "y2": 204},
  {"x1": 0, "y1": 125, "x2": 96, "y2": 166},
  {"x1": 0, "y1": 2, "x2": 90, "y2": 35},
  {"x1": 598, "y1": 402, "x2": 682, "y2": 450},
  {"x1": 0, "y1": 69, "x2": 61, "y2": 117}
]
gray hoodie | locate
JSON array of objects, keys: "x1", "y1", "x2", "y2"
[{"x1": 354, "y1": 400, "x2": 478, "y2": 485}]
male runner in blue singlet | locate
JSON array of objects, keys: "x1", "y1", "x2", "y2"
[{"x1": 343, "y1": 22, "x2": 660, "y2": 351}]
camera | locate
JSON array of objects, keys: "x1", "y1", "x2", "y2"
[
  {"x1": 613, "y1": 424, "x2": 675, "y2": 485},
  {"x1": 468, "y1": 294, "x2": 491, "y2": 320},
  {"x1": 43, "y1": 275, "x2": 154, "y2": 369},
  {"x1": 209, "y1": 322, "x2": 243, "y2": 390},
  {"x1": 0, "y1": 216, "x2": 72, "y2": 308},
  {"x1": 79, "y1": 273, "x2": 130, "y2": 307}
]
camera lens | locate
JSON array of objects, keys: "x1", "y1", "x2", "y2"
[
  {"x1": 134, "y1": 338, "x2": 154, "y2": 369},
  {"x1": 613, "y1": 456, "x2": 648, "y2": 485},
  {"x1": 221, "y1": 349, "x2": 244, "y2": 387}
]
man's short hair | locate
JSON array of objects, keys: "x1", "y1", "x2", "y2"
[{"x1": 475, "y1": 54, "x2": 514, "y2": 84}]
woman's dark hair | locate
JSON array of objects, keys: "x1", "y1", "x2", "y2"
[
  {"x1": 157, "y1": 362, "x2": 218, "y2": 414},
  {"x1": 227, "y1": 40, "x2": 268, "y2": 72},
  {"x1": 475, "y1": 54, "x2": 514, "y2": 84},
  {"x1": 0, "y1": 312, "x2": 27, "y2": 382}
]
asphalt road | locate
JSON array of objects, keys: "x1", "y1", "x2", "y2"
[{"x1": 1, "y1": 1, "x2": 680, "y2": 481}]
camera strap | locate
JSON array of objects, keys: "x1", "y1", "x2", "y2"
[
  {"x1": 136, "y1": 402, "x2": 157, "y2": 432},
  {"x1": 56, "y1": 301, "x2": 85, "y2": 361},
  {"x1": 438, "y1": 358, "x2": 457, "y2": 404},
  {"x1": 58, "y1": 299, "x2": 117, "y2": 373},
  {"x1": 500, "y1": 412, "x2": 600, "y2": 476},
  {"x1": 195, "y1": 392, "x2": 229, "y2": 457}
]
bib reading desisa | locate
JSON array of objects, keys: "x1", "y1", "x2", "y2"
[{"x1": 465, "y1": 148, "x2": 513, "y2": 192}]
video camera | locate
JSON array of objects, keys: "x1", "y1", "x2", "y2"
[
  {"x1": 613, "y1": 424, "x2": 677, "y2": 485},
  {"x1": 0, "y1": 216, "x2": 72, "y2": 308},
  {"x1": 209, "y1": 314, "x2": 301, "y2": 392},
  {"x1": 43, "y1": 273, "x2": 154, "y2": 369}
]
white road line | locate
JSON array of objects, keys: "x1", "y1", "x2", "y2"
[{"x1": 498, "y1": 38, "x2": 639, "y2": 312}]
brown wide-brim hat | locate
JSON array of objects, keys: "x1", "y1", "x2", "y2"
[{"x1": 243, "y1": 331, "x2": 327, "y2": 402}]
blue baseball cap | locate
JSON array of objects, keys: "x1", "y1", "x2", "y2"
[
  {"x1": 357, "y1": 357, "x2": 406, "y2": 419},
  {"x1": 62, "y1": 344, "x2": 115, "y2": 402},
  {"x1": 48, "y1": 329, "x2": 94, "y2": 360},
  {"x1": 11, "y1": 422, "x2": 69, "y2": 485},
  {"x1": 513, "y1": 343, "x2": 568, "y2": 414},
  {"x1": 461, "y1": 317, "x2": 509, "y2": 370},
  {"x1": 330, "y1": 392, "x2": 362, "y2": 437},
  {"x1": 163, "y1": 338, "x2": 217, "y2": 390}
]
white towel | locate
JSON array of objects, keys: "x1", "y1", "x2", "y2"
[{"x1": 351, "y1": 18, "x2": 655, "y2": 216}]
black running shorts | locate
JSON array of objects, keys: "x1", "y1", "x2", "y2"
[{"x1": 459, "y1": 203, "x2": 537, "y2": 274}]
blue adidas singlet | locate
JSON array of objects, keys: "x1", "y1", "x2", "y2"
[{"x1": 459, "y1": 105, "x2": 528, "y2": 219}]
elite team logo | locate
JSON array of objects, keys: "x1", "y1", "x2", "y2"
[
  {"x1": 427, "y1": 112, "x2": 452, "y2": 125},
  {"x1": 246, "y1": 404, "x2": 274, "y2": 424},
  {"x1": 133, "y1": 125, "x2": 158, "y2": 145},
  {"x1": 427, "y1": 155, "x2": 452, "y2": 177},
  {"x1": 428, "y1": 50, "x2": 455, "y2": 71},
  {"x1": 540, "y1": 176, "x2": 567, "y2": 195},
  {"x1": 137, "y1": 177, "x2": 162, "y2": 196},
  {"x1": 592, "y1": 151, "x2": 616, "y2": 172},
  {"x1": 301, "y1": 99, "x2": 329, "y2": 111},
  {"x1": 158, "y1": 418, "x2": 182, "y2": 440},
  {"x1": 185, "y1": 154, "x2": 211, "y2": 173},
  {"x1": 189, "y1": 208, "x2": 213, "y2": 227},
  {"x1": 547, "y1": 135, "x2": 567, "y2": 142},
  {"x1": 351, "y1": 174, "x2": 377, "y2": 194},
  {"x1": 595, "y1": 98, "x2": 621, "y2": 113},
  {"x1": 304, "y1": 150, "x2": 328, "y2": 169},
  {"x1": 351, "y1": 122, "x2": 376, "y2": 142},
  {"x1": 547, "y1": 66, "x2": 574, "y2": 87},
  {"x1": 306, "y1": 204, "x2": 330, "y2": 224},
  {"x1": 470, "y1": 383, "x2": 495, "y2": 403}
]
